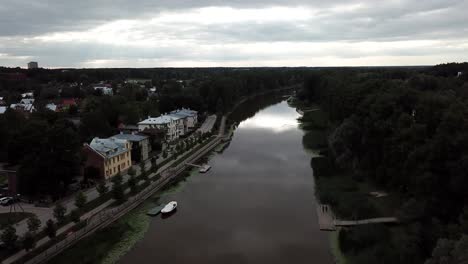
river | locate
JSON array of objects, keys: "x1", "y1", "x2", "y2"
[{"x1": 119, "y1": 98, "x2": 333, "y2": 264}]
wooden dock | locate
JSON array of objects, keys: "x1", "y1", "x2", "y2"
[
  {"x1": 334, "y1": 217, "x2": 398, "y2": 227},
  {"x1": 316, "y1": 204, "x2": 336, "y2": 231},
  {"x1": 185, "y1": 163, "x2": 203, "y2": 168},
  {"x1": 316, "y1": 204, "x2": 398, "y2": 231}
]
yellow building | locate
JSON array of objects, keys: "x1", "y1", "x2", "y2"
[{"x1": 83, "y1": 137, "x2": 132, "y2": 179}]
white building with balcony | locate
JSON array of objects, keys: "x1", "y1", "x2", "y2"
[
  {"x1": 138, "y1": 115, "x2": 184, "y2": 141},
  {"x1": 169, "y1": 108, "x2": 198, "y2": 134}
]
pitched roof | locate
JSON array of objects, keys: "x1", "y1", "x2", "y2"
[
  {"x1": 10, "y1": 103, "x2": 34, "y2": 112},
  {"x1": 138, "y1": 115, "x2": 179, "y2": 125},
  {"x1": 170, "y1": 108, "x2": 198, "y2": 118},
  {"x1": 46, "y1": 103, "x2": 57, "y2": 112},
  {"x1": 89, "y1": 137, "x2": 129, "y2": 158},
  {"x1": 112, "y1": 133, "x2": 148, "y2": 142},
  {"x1": 20, "y1": 98, "x2": 35, "y2": 104}
]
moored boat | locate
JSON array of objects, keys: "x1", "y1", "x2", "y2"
[
  {"x1": 161, "y1": 201, "x2": 178, "y2": 214},
  {"x1": 199, "y1": 164, "x2": 211, "y2": 173},
  {"x1": 147, "y1": 205, "x2": 164, "y2": 216}
]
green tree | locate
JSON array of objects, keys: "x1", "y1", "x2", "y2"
[
  {"x1": 70, "y1": 209, "x2": 81, "y2": 223},
  {"x1": 425, "y1": 235, "x2": 468, "y2": 264},
  {"x1": 53, "y1": 203, "x2": 66, "y2": 224},
  {"x1": 74, "y1": 191, "x2": 87, "y2": 210},
  {"x1": 80, "y1": 111, "x2": 112, "y2": 141},
  {"x1": 216, "y1": 98, "x2": 224, "y2": 114},
  {"x1": 128, "y1": 175, "x2": 137, "y2": 194},
  {"x1": 45, "y1": 220, "x2": 56, "y2": 238},
  {"x1": 96, "y1": 181, "x2": 108, "y2": 197},
  {"x1": 17, "y1": 119, "x2": 81, "y2": 197},
  {"x1": 26, "y1": 215, "x2": 41, "y2": 233},
  {"x1": 128, "y1": 167, "x2": 136, "y2": 176},
  {"x1": 111, "y1": 174, "x2": 125, "y2": 203},
  {"x1": 151, "y1": 156, "x2": 158, "y2": 174},
  {"x1": 140, "y1": 162, "x2": 148, "y2": 181},
  {"x1": 68, "y1": 104, "x2": 78, "y2": 115},
  {"x1": 21, "y1": 232, "x2": 36, "y2": 252},
  {"x1": 1, "y1": 225, "x2": 18, "y2": 250}
]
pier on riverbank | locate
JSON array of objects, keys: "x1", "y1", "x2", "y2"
[{"x1": 316, "y1": 204, "x2": 398, "y2": 231}]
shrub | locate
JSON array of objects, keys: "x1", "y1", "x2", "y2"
[
  {"x1": 70, "y1": 209, "x2": 81, "y2": 223},
  {"x1": 339, "y1": 225, "x2": 390, "y2": 254},
  {"x1": 45, "y1": 219, "x2": 57, "y2": 238},
  {"x1": 1, "y1": 225, "x2": 18, "y2": 250},
  {"x1": 96, "y1": 181, "x2": 108, "y2": 196},
  {"x1": 53, "y1": 203, "x2": 67, "y2": 224},
  {"x1": 74, "y1": 191, "x2": 87, "y2": 210},
  {"x1": 21, "y1": 231, "x2": 36, "y2": 251},
  {"x1": 26, "y1": 214, "x2": 41, "y2": 233},
  {"x1": 128, "y1": 167, "x2": 136, "y2": 176}
]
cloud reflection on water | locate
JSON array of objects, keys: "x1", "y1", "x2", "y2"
[{"x1": 238, "y1": 102, "x2": 300, "y2": 133}]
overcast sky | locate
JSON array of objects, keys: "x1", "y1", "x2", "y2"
[{"x1": 0, "y1": 0, "x2": 467, "y2": 68}]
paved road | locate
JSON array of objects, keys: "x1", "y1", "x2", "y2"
[{"x1": 197, "y1": 115, "x2": 217, "y2": 133}]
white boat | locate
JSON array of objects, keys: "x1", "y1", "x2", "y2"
[
  {"x1": 199, "y1": 164, "x2": 211, "y2": 173},
  {"x1": 161, "y1": 201, "x2": 177, "y2": 214}
]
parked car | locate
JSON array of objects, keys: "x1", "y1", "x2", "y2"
[{"x1": 0, "y1": 197, "x2": 14, "y2": 206}]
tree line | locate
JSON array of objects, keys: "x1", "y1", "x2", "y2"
[
  {"x1": 0, "y1": 67, "x2": 305, "y2": 198},
  {"x1": 300, "y1": 63, "x2": 468, "y2": 263}
]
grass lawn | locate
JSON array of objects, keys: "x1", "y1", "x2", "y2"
[
  {"x1": 0, "y1": 212, "x2": 34, "y2": 228},
  {"x1": 315, "y1": 173, "x2": 401, "y2": 219},
  {"x1": 48, "y1": 204, "x2": 151, "y2": 264},
  {"x1": 330, "y1": 230, "x2": 348, "y2": 264}
]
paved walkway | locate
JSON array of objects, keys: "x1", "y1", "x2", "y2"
[
  {"x1": 3, "y1": 199, "x2": 114, "y2": 264},
  {"x1": 2, "y1": 115, "x2": 227, "y2": 264},
  {"x1": 1, "y1": 114, "x2": 219, "y2": 239}
]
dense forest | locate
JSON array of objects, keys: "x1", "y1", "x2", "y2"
[
  {"x1": 0, "y1": 67, "x2": 304, "y2": 198},
  {"x1": 299, "y1": 63, "x2": 468, "y2": 263}
]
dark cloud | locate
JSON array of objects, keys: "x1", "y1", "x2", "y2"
[{"x1": 0, "y1": 0, "x2": 467, "y2": 67}]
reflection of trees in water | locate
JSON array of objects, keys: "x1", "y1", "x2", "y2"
[{"x1": 229, "y1": 92, "x2": 290, "y2": 124}]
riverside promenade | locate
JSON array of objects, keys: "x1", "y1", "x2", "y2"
[{"x1": 4, "y1": 116, "x2": 227, "y2": 264}]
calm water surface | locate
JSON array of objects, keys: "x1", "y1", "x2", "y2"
[{"x1": 119, "y1": 100, "x2": 333, "y2": 264}]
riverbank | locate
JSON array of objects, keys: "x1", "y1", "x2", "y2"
[
  {"x1": 116, "y1": 98, "x2": 333, "y2": 264},
  {"x1": 44, "y1": 90, "x2": 296, "y2": 264},
  {"x1": 291, "y1": 99, "x2": 403, "y2": 264}
]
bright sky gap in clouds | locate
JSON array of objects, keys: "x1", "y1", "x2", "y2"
[{"x1": 0, "y1": 0, "x2": 467, "y2": 68}]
